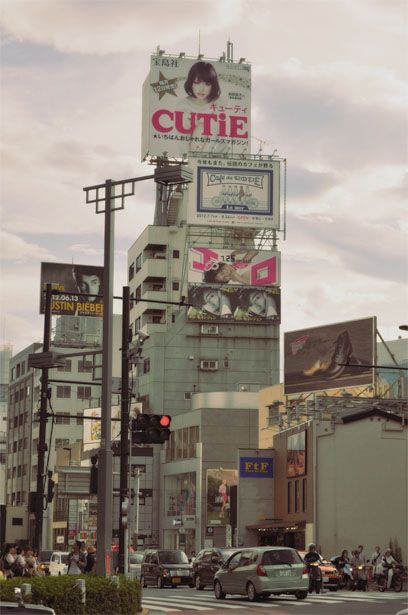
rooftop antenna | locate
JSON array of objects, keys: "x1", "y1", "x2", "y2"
[{"x1": 227, "y1": 39, "x2": 233, "y2": 63}]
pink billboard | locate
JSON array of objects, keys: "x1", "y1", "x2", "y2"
[{"x1": 188, "y1": 248, "x2": 280, "y2": 287}]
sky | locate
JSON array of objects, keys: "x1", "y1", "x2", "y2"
[{"x1": 0, "y1": 0, "x2": 407, "y2": 357}]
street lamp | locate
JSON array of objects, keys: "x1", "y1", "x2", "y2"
[{"x1": 83, "y1": 165, "x2": 192, "y2": 577}]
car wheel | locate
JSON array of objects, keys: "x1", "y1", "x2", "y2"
[
  {"x1": 295, "y1": 590, "x2": 308, "y2": 600},
  {"x1": 195, "y1": 574, "x2": 204, "y2": 590},
  {"x1": 247, "y1": 582, "x2": 259, "y2": 602},
  {"x1": 157, "y1": 575, "x2": 163, "y2": 588},
  {"x1": 214, "y1": 580, "x2": 226, "y2": 600}
]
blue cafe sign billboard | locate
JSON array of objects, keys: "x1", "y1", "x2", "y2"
[{"x1": 240, "y1": 457, "x2": 273, "y2": 478}]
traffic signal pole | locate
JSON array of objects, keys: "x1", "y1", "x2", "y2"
[
  {"x1": 119, "y1": 286, "x2": 130, "y2": 574},
  {"x1": 34, "y1": 283, "x2": 52, "y2": 552}
]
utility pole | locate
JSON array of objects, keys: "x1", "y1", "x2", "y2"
[
  {"x1": 119, "y1": 286, "x2": 130, "y2": 574},
  {"x1": 34, "y1": 283, "x2": 52, "y2": 552}
]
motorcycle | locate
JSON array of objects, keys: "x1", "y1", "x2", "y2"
[
  {"x1": 308, "y1": 561, "x2": 323, "y2": 594},
  {"x1": 331, "y1": 556, "x2": 353, "y2": 590},
  {"x1": 377, "y1": 565, "x2": 403, "y2": 592},
  {"x1": 351, "y1": 564, "x2": 367, "y2": 591}
]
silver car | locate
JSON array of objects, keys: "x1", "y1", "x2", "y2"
[{"x1": 214, "y1": 546, "x2": 309, "y2": 602}]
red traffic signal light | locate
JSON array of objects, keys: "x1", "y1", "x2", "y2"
[{"x1": 132, "y1": 413, "x2": 172, "y2": 444}]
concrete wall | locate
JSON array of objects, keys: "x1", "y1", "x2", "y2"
[{"x1": 316, "y1": 415, "x2": 407, "y2": 561}]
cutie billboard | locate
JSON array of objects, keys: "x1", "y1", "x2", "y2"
[
  {"x1": 187, "y1": 285, "x2": 280, "y2": 324},
  {"x1": 40, "y1": 262, "x2": 104, "y2": 317},
  {"x1": 187, "y1": 157, "x2": 280, "y2": 229},
  {"x1": 141, "y1": 54, "x2": 251, "y2": 159},
  {"x1": 188, "y1": 248, "x2": 280, "y2": 286},
  {"x1": 206, "y1": 468, "x2": 238, "y2": 527},
  {"x1": 284, "y1": 317, "x2": 376, "y2": 395}
]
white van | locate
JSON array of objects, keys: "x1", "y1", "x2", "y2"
[{"x1": 49, "y1": 551, "x2": 70, "y2": 576}]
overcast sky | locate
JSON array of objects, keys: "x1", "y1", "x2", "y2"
[{"x1": 1, "y1": 0, "x2": 407, "y2": 356}]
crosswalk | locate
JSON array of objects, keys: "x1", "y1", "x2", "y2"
[{"x1": 141, "y1": 589, "x2": 406, "y2": 613}]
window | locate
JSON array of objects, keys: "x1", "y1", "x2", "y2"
[
  {"x1": 200, "y1": 360, "x2": 218, "y2": 371},
  {"x1": 77, "y1": 413, "x2": 83, "y2": 425},
  {"x1": 17, "y1": 465, "x2": 22, "y2": 477},
  {"x1": 77, "y1": 386, "x2": 92, "y2": 401},
  {"x1": 78, "y1": 359, "x2": 92, "y2": 373},
  {"x1": 16, "y1": 364, "x2": 21, "y2": 378},
  {"x1": 55, "y1": 413, "x2": 70, "y2": 425},
  {"x1": 136, "y1": 253, "x2": 142, "y2": 272},
  {"x1": 201, "y1": 324, "x2": 219, "y2": 335},
  {"x1": 11, "y1": 367, "x2": 15, "y2": 380},
  {"x1": 33, "y1": 438, "x2": 38, "y2": 453},
  {"x1": 14, "y1": 416, "x2": 18, "y2": 428},
  {"x1": 57, "y1": 360, "x2": 72, "y2": 372},
  {"x1": 288, "y1": 482, "x2": 291, "y2": 513},
  {"x1": 295, "y1": 480, "x2": 299, "y2": 512},
  {"x1": 19, "y1": 414, "x2": 23, "y2": 426},
  {"x1": 21, "y1": 361, "x2": 25, "y2": 375},
  {"x1": 302, "y1": 479, "x2": 307, "y2": 512},
  {"x1": 129, "y1": 263, "x2": 135, "y2": 281},
  {"x1": 135, "y1": 317, "x2": 141, "y2": 333},
  {"x1": 136, "y1": 285, "x2": 141, "y2": 299},
  {"x1": 143, "y1": 359, "x2": 150, "y2": 374},
  {"x1": 15, "y1": 391, "x2": 19, "y2": 403},
  {"x1": 55, "y1": 438, "x2": 69, "y2": 450},
  {"x1": 18, "y1": 440, "x2": 23, "y2": 451},
  {"x1": 32, "y1": 465, "x2": 37, "y2": 481},
  {"x1": 173, "y1": 250, "x2": 180, "y2": 258},
  {"x1": 152, "y1": 316, "x2": 161, "y2": 323},
  {"x1": 184, "y1": 392, "x2": 192, "y2": 400},
  {"x1": 172, "y1": 281, "x2": 180, "y2": 291},
  {"x1": 57, "y1": 386, "x2": 71, "y2": 398},
  {"x1": 267, "y1": 402, "x2": 281, "y2": 426},
  {"x1": 25, "y1": 385, "x2": 31, "y2": 397},
  {"x1": 138, "y1": 394, "x2": 149, "y2": 410}
]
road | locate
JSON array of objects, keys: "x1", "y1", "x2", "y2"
[{"x1": 141, "y1": 586, "x2": 407, "y2": 615}]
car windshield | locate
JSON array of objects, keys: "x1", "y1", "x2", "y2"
[
  {"x1": 159, "y1": 551, "x2": 189, "y2": 564},
  {"x1": 262, "y1": 550, "x2": 302, "y2": 565},
  {"x1": 39, "y1": 550, "x2": 53, "y2": 562},
  {"x1": 130, "y1": 553, "x2": 144, "y2": 564},
  {"x1": 220, "y1": 549, "x2": 237, "y2": 561}
]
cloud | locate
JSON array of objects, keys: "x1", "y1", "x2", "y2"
[{"x1": 0, "y1": 230, "x2": 55, "y2": 263}]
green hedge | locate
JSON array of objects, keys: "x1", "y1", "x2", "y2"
[{"x1": 0, "y1": 574, "x2": 142, "y2": 615}]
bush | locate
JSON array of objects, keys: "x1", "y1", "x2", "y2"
[{"x1": 0, "y1": 574, "x2": 142, "y2": 614}]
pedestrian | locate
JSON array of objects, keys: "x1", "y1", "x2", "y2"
[
  {"x1": 84, "y1": 545, "x2": 96, "y2": 573},
  {"x1": 15, "y1": 546, "x2": 29, "y2": 576},
  {"x1": 67, "y1": 540, "x2": 86, "y2": 574},
  {"x1": 2, "y1": 544, "x2": 17, "y2": 578},
  {"x1": 25, "y1": 546, "x2": 42, "y2": 577},
  {"x1": 358, "y1": 545, "x2": 368, "y2": 565}
]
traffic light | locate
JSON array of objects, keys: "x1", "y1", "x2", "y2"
[
  {"x1": 121, "y1": 498, "x2": 129, "y2": 528},
  {"x1": 47, "y1": 471, "x2": 55, "y2": 503},
  {"x1": 131, "y1": 414, "x2": 172, "y2": 444}
]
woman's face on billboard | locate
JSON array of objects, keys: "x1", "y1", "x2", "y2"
[
  {"x1": 203, "y1": 290, "x2": 220, "y2": 314},
  {"x1": 191, "y1": 79, "x2": 212, "y2": 104}
]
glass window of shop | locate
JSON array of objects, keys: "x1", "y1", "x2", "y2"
[
  {"x1": 165, "y1": 426, "x2": 200, "y2": 462},
  {"x1": 165, "y1": 472, "x2": 196, "y2": 517}
]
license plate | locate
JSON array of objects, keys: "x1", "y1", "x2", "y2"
[
  {"x1": 280, "y1": 570, "x2": 291, "y2": 576},
  {"x1": 172, "y1": 577, "x2": 181, "y2": 584}
]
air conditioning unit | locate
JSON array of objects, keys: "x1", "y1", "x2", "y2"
[
  {"x1": 201, "y1": 324, "x2": 219, "y2": 335},
  {"x1": 200, "y1": 360, "x2": 218, "y2": 371}
]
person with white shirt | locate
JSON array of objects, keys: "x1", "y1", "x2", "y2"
[
  {"x1": 371, "y1": 546, "x2": 382, "y2": 578},
  {"x1": 381, "y1": 548, "x2": 397, "y2": 589},
  {"x1": 67, "y1": 540, "x2": 86, "y2": 575}
]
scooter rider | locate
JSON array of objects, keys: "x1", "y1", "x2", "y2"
[
  {"x1": 350, "y1": 549, "x2": 367, "y2": 590},
  {"x1": 304, "y1": 543, "x2": 324, "y2": 593},
  {"x1": 382, "y1": 548, "x2": 397, "y2": 589}
]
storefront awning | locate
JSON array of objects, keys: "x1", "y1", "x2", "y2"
[{"x1": 246, "y1": 520, "x2": 305, "y2": 531}]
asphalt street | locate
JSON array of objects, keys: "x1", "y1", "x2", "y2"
[{"x1": 141, "y1": 586, "x2": 408, "y2": 615}]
